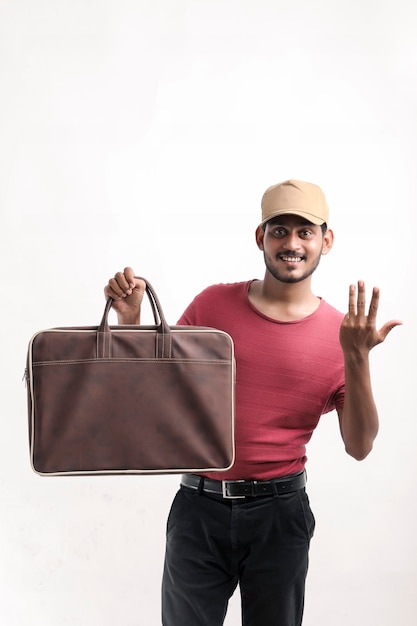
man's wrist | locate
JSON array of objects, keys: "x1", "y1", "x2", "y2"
[{"x1": 117, "y1": 313, "x2": 140, "y2": 325}]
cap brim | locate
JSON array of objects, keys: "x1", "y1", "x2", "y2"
[{"x1": 261, "y1": 209, "x2": 326, "y2": 227}]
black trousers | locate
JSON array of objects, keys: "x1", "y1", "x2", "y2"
[{"x1": 162, "y1": 482, "x2": 315, "y2": 626}]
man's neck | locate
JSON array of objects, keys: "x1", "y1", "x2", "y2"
[{"x1": 248, "y1": 276, "x2": 320, "y2": 322}]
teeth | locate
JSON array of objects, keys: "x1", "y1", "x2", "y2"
[{"x1": 282, "y1": 256, "x2": 302, "y2": 262}]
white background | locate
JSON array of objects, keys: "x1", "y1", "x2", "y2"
[{"x1": 1, "y1": 0, "x2": 416, "y2": 624}]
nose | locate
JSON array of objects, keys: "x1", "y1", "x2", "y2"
[{"x1": 284, "y1": 230, "x2": 301, "y2": 250}]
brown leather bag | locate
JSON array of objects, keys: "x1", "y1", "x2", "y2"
[{"x1": 25, "y1": 279, "x2": 235, "y2": 476}]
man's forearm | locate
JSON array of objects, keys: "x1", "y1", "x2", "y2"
[{"x1": 339, "y1": 352, "x2": 379, "y2": 461}]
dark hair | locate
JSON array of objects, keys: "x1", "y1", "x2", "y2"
[{"x1": 262, "y1": 221, "x2": 328, "y2": 234}]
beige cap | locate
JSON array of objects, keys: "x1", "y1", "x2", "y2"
[{"x1": 261, "y1": 179, "x2": 329, "y2": 226}]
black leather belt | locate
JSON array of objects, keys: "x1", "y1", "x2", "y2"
[{"x1": 181, "y1": 470, "x2": 306, "y2": 499}]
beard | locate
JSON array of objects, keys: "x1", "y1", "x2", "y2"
[{"x1": 263, "y1": 250, "x2": 323, "y2": 284}]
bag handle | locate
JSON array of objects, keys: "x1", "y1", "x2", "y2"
[{"x1": 97, "y1": 278, "x2": 172, "y2": 358}]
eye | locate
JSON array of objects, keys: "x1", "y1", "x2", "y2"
[{"x1": 271, "y1": 227, "x2": 287, "y2": 237}]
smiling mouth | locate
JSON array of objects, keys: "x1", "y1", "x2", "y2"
[{"x1": 280, "y1": 255, "x2": 304, "y2": 263}]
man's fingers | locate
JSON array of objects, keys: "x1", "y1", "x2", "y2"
[
  {"x1": 105, "y1": 268, "x2": 139, "y2": 300},
  {"x1": 123, "y1": 266, "x2": 137, "y2": 290},
  {"x1": 105, "y1": 277, "x2": 127, "y2": 299},
  {"x1": 113, "y1": 271, "x2": 132, "y2": 296},
  {"x1": 348, "y1": 284, "x2": 357, "y2": 316},
  {"x1": 356, "y1": 280, "x2": 366, "y2": 317},
  {"x1": 366, "y1": 286, "x2": 380, "y2": 323},
  {"x1": 379, "y1": 319, "x2": 403, "y2": 341},
  {"x1": 348, "y1": 282, "x2": 381, "y2": 323}
]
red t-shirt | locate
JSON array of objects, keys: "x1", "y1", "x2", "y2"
[{"x1": 178, "y1": 281, "x2": 345, "y2": 480}]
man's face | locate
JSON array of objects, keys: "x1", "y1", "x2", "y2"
[{"x1": 256, "y1": 214, "x2": 332, "y2": 284}]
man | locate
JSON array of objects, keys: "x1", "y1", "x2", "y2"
[{"x1": 104, "y1": 179, "x2": 401, "y2": 626}]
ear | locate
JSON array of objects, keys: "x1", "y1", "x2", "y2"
[
  {"x1": 321, "y1": 228, "x2": 334, "y2": 256},
  {"x1": 255, "y1": 225, "x2": 265, "y2": 250}
]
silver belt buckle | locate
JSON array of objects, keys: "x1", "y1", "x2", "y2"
[{"x1": 221, "y1": 479, "x2": 247, "y2": 499}]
